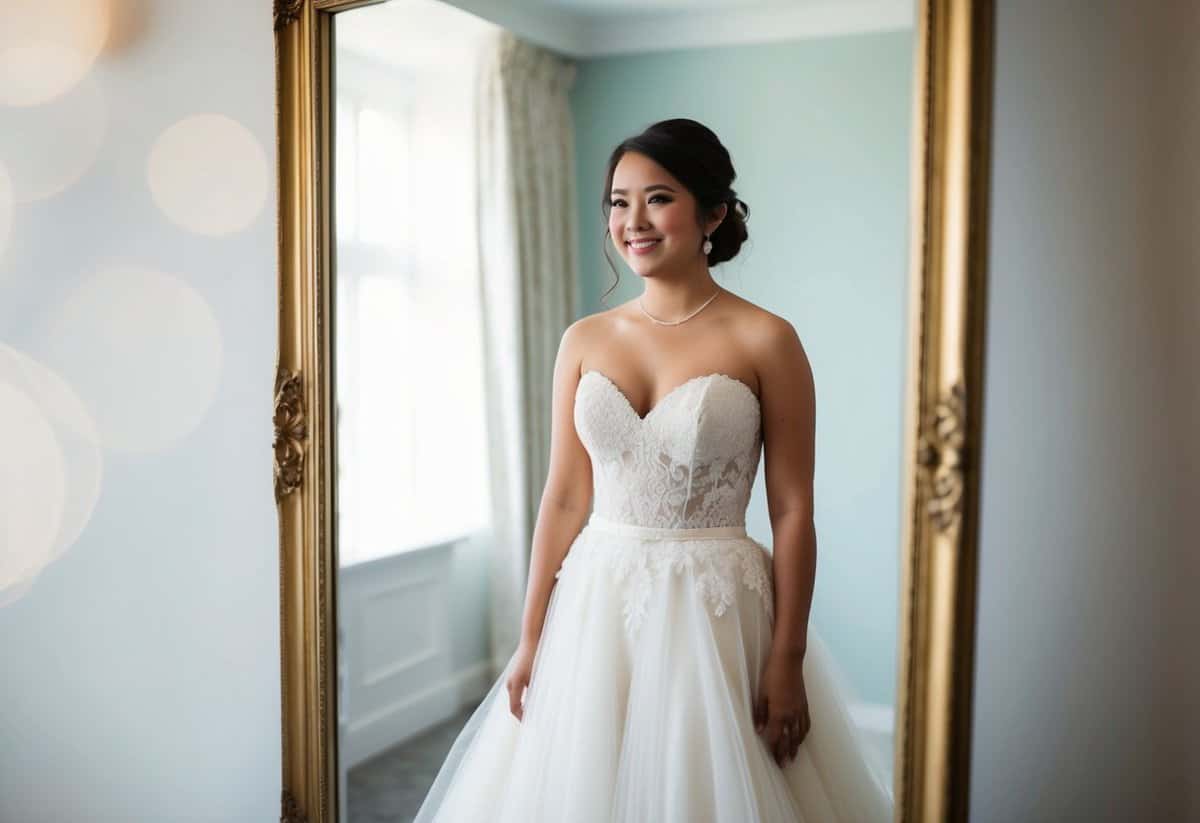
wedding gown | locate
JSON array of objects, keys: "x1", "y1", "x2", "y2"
[{"x1": 412, "y1": 370, "x2": 893, "y2": 822}]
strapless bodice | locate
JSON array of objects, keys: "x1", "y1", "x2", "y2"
[{"x1": 573, "y1": 370, "x2": 762, "y2": 529}]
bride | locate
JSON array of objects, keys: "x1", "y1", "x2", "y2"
[{"x1": 413, "y1": 118, "x2": 892, "y2": 822}]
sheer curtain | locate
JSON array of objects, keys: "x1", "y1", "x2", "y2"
[{"x1": 476, "y1": 31, "x2": 579, "y2": 671}]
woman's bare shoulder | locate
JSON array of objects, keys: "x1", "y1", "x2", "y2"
[
  {"x1": 559, "y1": 302, "x2": 635, "y2": 369},
  {"x1": 580, "y1": 296, "x2": 640, "y2": 324},
  {"x1": 713, "y1": 291, "x2": 809, "y2": 401},
  {"x1": 570, "y1": 299, "x2": 644, "y2": 338},
  {"x1": 720, "y1": 290, "x2": 800, "y2": 349}
]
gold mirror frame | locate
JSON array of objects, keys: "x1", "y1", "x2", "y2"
[{"x1": 272, "y1": 1, "x2": 995, "y2": 820}]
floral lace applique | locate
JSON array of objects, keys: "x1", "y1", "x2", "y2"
[
  {"x1": 608, "y1": 539, "x2": 775, "y2": 635},
  {"x1": 568, "y1": 369, "x2": 776, "y2": 634}
]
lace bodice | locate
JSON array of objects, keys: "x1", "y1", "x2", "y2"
[{"x1": 574, "y1": 370, "x2": 762, "y2": 529}]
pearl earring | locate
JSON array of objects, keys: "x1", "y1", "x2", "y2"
[{"x1": 702, "y1": 234, "x2": 713, "y2": 255}]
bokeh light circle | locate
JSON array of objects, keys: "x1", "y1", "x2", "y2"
[
  {"x1": 0, "y1": 576, "x2": 39, "y2": 608},
  {"x1": 0, "y1": 344, "x2": 103, "y2": 606},
  {"x1": 34, "y1": 265, "x2": 224, "y2": 454},
  {"x1": 0, "y1": 72, "x2": 108, "y2": 202},
  {"x1": 0, "y1": 382, "x2": 65, "y2": 590},
  {"x1": 0, "y1": 161, "x2": 12, "y2": 261},
  {"x1": 0, "y1": 0, "x2": 110, "y2": 106},
  {"x1": 147, "y1": 114, "x2": 269, "y2": 236}
]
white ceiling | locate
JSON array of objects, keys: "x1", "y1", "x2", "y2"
[
  {"x1": 337, "y1": 0, "x2": 500, "y2": 71},
  {"x1": 339, "y1": 0, "x2": 912, "y2": 60}
]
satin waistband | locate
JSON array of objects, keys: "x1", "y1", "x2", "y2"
[{"x1": 586, "y1": 512, "x2": 748, "y2": 541}]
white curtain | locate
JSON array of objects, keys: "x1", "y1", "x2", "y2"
[{"x1": 475, "y1": 31, "x2": 579, "y2": 672}]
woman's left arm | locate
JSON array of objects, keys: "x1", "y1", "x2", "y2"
[{"x1": 752, "y1": 315, "x2": 818, "y2": 765}]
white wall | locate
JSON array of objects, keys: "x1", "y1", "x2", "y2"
[
  {"x1": 970, "y1": 1, "x2": 1197, "y2": 820},
  {"x1": 0, "y1": 2, "x2": 279, "y2": 821}
]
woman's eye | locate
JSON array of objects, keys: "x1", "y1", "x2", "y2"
[{"x1": 609, "y1": 195, "x2": 670, "y2": 208}]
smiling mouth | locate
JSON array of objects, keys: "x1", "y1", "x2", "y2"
[{"x1": 627, "y1": 239, "x2": 661, "y2": 251}]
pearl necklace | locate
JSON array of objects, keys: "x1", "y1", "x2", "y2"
[{"x1": 638, "y1": 289, "x2": 722, "y2": 326}]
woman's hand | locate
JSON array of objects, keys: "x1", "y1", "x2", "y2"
[
  {"x1": 753, "y1": 647, "x2": 811, "y2": 767},
  {"x1": 505, "y1": 641, "x2": 538, "y2": 721}
]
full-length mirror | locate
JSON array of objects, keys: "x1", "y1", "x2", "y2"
[
  {"x1": 331, "y1": 2, "x2": 911, "y2": 820},
  {"x1": 276, "y1": 0, "x2": 995, "y2": 820}
]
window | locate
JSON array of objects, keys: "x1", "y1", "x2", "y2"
[{"x1": 334, "y1": 59, "x2": 491, "y2": 567}]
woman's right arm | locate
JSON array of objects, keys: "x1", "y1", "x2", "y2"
[{"x1": 506, "y1": 318, "x2": 594, "y2": 719}]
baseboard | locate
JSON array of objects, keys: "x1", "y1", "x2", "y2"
[
  {"x1": 848, "y1": 700, "x2": 895, "y2": 736},
  {"x1": 342, "y1": 658, "x2": 494, "y2": 770}
]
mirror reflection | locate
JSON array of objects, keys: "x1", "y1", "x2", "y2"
[{"x1": 334, "y1": 2, "x2": 913, "y2": 820}]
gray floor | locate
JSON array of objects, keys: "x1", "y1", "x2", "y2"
[{"x1": 347, "y1": 704, "x2": 478, "y2": 823}]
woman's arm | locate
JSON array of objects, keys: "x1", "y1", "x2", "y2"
[
  {"x1": 516, "y1": 318, "x2": 595, "y2": 649},
  {"x1": 758, "y1": 316, "x2": 818, "y2": 656},
  {"x1": 752, "y1": 315, "x2": 818, "y2": 764}
]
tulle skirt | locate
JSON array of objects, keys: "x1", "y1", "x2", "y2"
[{"x1": 412, "y1": 513, "x2": 893, "y2": 823}]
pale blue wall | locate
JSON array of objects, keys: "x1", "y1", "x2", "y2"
[{"x1": 570, "y1": 31, "x2": 913, "y2": 706}]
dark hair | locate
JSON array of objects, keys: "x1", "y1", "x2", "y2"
[{"x1": 600, "y1": 118, "x2": 750, "y2": 302}]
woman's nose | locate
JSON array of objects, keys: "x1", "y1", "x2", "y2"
[{"x1": 627, "y1": 201, "x2": 649, "y2": 230}]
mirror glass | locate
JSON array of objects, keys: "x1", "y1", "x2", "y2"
[{"x1": 333, "y1": 1, "x2": 913, "y2": 820}]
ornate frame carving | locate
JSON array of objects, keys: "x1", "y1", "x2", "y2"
[
  {"x1": 896, "y1": 3, "x2": 994, "y2": 821},
  {"x1": 273, "y1": 1, "x2": 994, "y2": 820}
]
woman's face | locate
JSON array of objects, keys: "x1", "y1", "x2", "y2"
[{"x1": 607, "y1": 151, "x2": 707, "y2": 278}]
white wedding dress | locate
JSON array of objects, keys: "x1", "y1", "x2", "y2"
[{"x1": 412, "y1": 370, "x2": 893, "y2": 822}]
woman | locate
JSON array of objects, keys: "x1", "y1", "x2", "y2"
[{"x1": 413, "y1": 118, "x2": 892, "y2": 822}]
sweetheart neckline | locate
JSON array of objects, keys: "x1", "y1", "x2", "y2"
[{"x1": 580, "y1": 369, "x2": 761, "y2": 422}]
